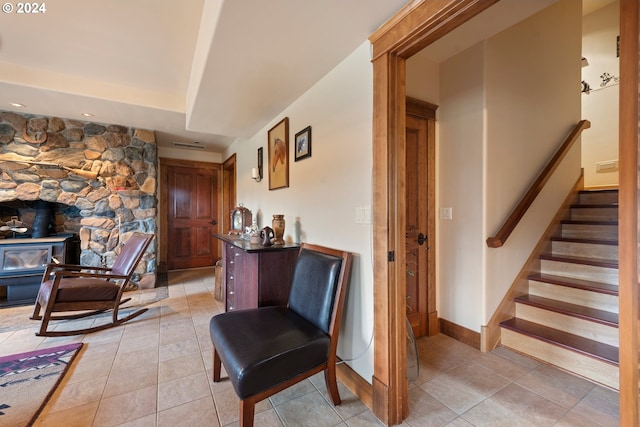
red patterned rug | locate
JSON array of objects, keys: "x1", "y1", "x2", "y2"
[{"x1": 0, "y1": 343, "x2": 83, "y2": 426}]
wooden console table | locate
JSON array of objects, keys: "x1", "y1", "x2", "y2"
[{"x1": 213, "y1": 234, "x2": 299, "y2": 312}]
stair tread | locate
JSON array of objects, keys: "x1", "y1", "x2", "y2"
[
  {"x1": 561, "y1": 220, "x2": 618, "y2": 225},
  {"x1": 540, "y1": 253, "x2": 618, "y2": 269},
  {"x1": 514, "y1": 294, "x2": 618, "y2": 327},
  {"x1": 500, "y1": 317, "x2": 619, "y2": 365},
  {"x1": 528, "y1": 273, "x2": 618, "y2": 295},
  {"x1": 570, "y1": 204, "x2": 618, "y2": 209},
  {"x1": 578, "y1": 189, "x2": 618, "y2": 194},
  {"x1": 550, "y1": 237, "x2": 618, "y2": 246}
]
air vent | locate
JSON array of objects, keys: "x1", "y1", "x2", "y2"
[
  {"x1": 595, "y1": 159, "x2": 618, "y2": 173},
  {"x1": 172, "y1": 141, "x2": 205, "y2": 150}
]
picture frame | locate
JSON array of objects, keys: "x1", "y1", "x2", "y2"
[
  {"x1": 267, "y1": 117, "x2": 289, "y2": 190},
  {"x1": 294, "y1": 126, "x2": 312, "y2": 161}
]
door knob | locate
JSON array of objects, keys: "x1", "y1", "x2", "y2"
[
  {"x1": 417, "y1": 233, "x2": 427, "y2": 245},
  {"x1": 210, "y1": 220, "x2": 217, "y2": 225}
]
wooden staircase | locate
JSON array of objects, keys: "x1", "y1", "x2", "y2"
[{"x1": 500, "y1": 189, "x2": 620, "y2": 389}]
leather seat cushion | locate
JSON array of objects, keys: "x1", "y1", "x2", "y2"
[
  {"x1": 42, "y1": 278, "x2": 120, "y2": 302},
  {"x1": 210, "y1": 306, "x2": 330, "y2": 399}
]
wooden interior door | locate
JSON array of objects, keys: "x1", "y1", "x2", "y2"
[
  {"x1": 166, "y1": 160, "x2": 221, "y2": 270},
  {"x1": 405, "y1": 97, "x2": 437, "y2": 339}
]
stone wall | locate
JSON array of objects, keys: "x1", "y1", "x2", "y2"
[{"x1": 0, "y1": 110, "x2": 158, "y2": 288}]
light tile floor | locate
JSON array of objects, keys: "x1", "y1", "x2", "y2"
[{"x1": 0, "y1": 268, "x2": 620, "y2": 426}]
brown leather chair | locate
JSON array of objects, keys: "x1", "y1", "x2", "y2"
[
  {"x1": 30, "y1": 232, "x2": 153, "y2": 337},
  {"x1": 210, "y1": 243, "x2": 353, "y2": 427}
]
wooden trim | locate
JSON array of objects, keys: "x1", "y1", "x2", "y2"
[
  {"x1": 406, "y1": 97, "x2": 438, "y2": 338},
  {"x1": 158, "y1": 159, "x2": 169, "y2": 274},
  {"x1": 370, "y1": 0, "x2": 501, "y2": 61},
  {"x1": 336, "y1": 362, "x2": 373, "y2": 409},
  {"x1": 406, "y1": 96, "x2": 437, "y2": 120},
  {"x1": 222, "y1": 154, "x2": 237, "y2": 234},
  {"x1": 617, "y1": 0, "x2": 639, "y2": 424},
  {"x1": 440, "y1": 318, "x2": 481, "y2": 350},
  {"x1": 370, "y1": 1, "x2": 504, "y2": 424},
  {"x1": 481, "y1": 175, "x2": 584, "y2": 352},
  {"x1": 486, "y1": 120, "x2": 591, "y2": 248},
  {"x1": 371, "y1": 51, "x2": 408, "y2": 425}
]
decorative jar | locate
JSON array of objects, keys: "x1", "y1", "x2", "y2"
[{"x1": 272, "y1": 214, "x2": 285, "y2": 245}]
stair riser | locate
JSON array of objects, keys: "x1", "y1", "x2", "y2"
[
  {"x1": 515, "y1": 303, "x2": 618, "y2": 347},
  {"x1": 578, "y1": 192, "x2": 618, "y2": 205},
  {"x1": 561, "y1": 224, "x2": 618, "y2": 240},
  {"x1": 540, "y1": 259, "x2": 618, "y2": 286},
  {"x1": 501, "y1": 328, "x2": 618, "y2": 390},
  {"x1": 528, "y1": 280, "x2": 619, "y2": 313},
  {"x1": 551, "y1": 241, "x2": 618, "y2": 261},
  {"x1": 570, "y1": 207, "x2": 618, "y2": 222}
]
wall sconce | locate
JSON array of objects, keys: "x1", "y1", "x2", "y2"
[{"x1": 252, "y1": 147, "x2": 263, "y2": 182}]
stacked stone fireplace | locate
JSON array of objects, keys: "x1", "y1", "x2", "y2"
[{"x1": 0, "y1": 111, "x2": 158, "y2": 297}]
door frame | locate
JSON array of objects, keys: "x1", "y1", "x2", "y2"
[
  {"x1": 369, "y1": 0, "x2": 638, "y2": 425},
  {"x1": 159, "y1": 157, "x2": 224, "y2": 272},
  {"x1": 222, "y1": 154, "x2": 237, "y2": 234},
  {"x1": 405, "y1": 97, "x2": 438, "y2": 339},
  {"x1": 617, "y1": 1, "x2": 638, "y2": 425},
  {"x1": 369, "y1": 3, "x2": 500, "y2": 422}
]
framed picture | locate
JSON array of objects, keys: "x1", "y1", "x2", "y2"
[
  {"x1": 267, "y1": 117, "x2": 289, "y2": 190},
  {"x1": 294, "y1": 126, "x2": 312, "y2": 161}
]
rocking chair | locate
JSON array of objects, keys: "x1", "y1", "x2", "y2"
[{"x1": 30, "y1": 232, "x2": 153, "y2": 337}]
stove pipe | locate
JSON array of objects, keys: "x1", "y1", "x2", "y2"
[{"x1": 32, "y1": 200, "x2": 53, "y2": 238}]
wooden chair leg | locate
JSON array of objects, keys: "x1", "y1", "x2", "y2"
[
  {"x1": 239, "y1": 399, "x2": 255, "y2": 427},
  {"x1": 324, "y1": 364, "x2": 341, "y2": 405},
  {"x1": 38, "y1": 310, "x2": 52, "y2": 336},
  {"x1": 30, "y1": 299, "x2": 42, "y2": 320},
  {"x1": 212, "y1": 347, "x2": 222, "y2": 382}
]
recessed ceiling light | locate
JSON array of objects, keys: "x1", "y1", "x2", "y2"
[
  {"x1": 80, "y1": 112, "x2": 94, "y2": 117},
  {"x1": 9, "y1": 102, "x2": 25, "y2": 108}
]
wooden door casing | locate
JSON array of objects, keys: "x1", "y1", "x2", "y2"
[
  {"x1": 370, "y1": 2, "x2": 499, "y2": 423},
  {"x1": 405, "y1": 114, "x2": 429, "y2": 338},
  {"x1": 405, "y1": 98, "x2": 438, "y2": 339},
  {"x1": 222, "y1": 154, "x2": 237, "y2": 234}
]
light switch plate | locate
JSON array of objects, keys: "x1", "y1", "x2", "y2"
[
  {"x1": 356, "y1": 206, "x2": 371, "y2": 224},
  {"x1": 440, "y1": 207, "x2": 452, "y2": 220}
]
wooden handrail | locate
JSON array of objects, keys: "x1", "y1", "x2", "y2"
[{"x1": 486, "y1": 120, "x2": 591, "y2": 248}]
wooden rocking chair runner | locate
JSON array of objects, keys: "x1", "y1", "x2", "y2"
[
  {"x1": 210, "y1": 243, "x2": 353, "y2": 427},
  {"x1": 30, "y1": 233, "x2": 153, "y2": 337}
]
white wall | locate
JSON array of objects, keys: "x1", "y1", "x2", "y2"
[
  {"x1": 483, "y1": 0, "x2": 582, "y2": 323},
  {"x1": 438, "y1": 43, "x2": 486, "y2": 330},
  {"x1": 581, "y1": 0, "x2": 619, "y2": 188},
  {"x1": 224, "y1": 42, "x2": 376, "y2": 380},
  {"x1": 406, "y1": 54, "x2": 439, "y2": 104},
  {"x1": 436, "y1": 0, "x2": 582, "y2": 332},
  {"x1": 158, "y1": 146, "x2": 222, "y2": 163}
]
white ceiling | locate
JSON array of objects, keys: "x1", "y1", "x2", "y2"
[
  {"x1": 0, "y1": 0, "x2": 615, "y2": 153},
  {"x1": 0, "y1": 0, "x2": 407, "y2": 152}
]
